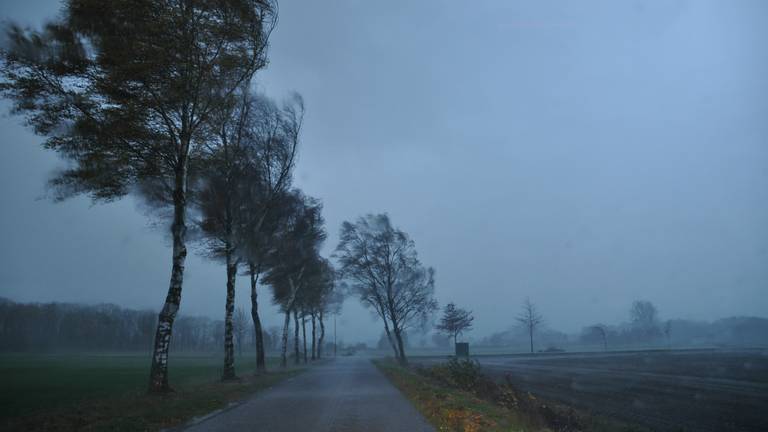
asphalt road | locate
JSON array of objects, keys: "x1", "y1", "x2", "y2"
[
  {"x1": 183, "y1": 356, "x2": 434, "y2": 432},
  {"x1": 418, "y1": 349, "x2": 768, "y2": 432}
]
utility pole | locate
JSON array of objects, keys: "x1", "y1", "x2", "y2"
[{"x1": 333, "y1": 314, "x2": 337, "y2": 357}]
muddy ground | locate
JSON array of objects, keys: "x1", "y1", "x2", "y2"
[{"x1": 415, "y1": 348, "x2": 768, "y2": 432}]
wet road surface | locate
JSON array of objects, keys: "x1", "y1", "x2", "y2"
[{"x1": 183, "y1": 356, "x2": 434, "y2": 432}]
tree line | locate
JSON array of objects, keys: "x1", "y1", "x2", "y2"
[
  {"x1": 0, "y1": 299, "x2": 157, "y2": 352},
  {"x1": 0, "y1": 0, "x2": 444, "y2": 381},
  {"x1": 0, "y1": 298, "x2": 332, "y2": 355}
]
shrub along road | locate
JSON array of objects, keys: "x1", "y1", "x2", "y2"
[{"x1": 183, "y1": 356, "x2": 434, "y2": 432}]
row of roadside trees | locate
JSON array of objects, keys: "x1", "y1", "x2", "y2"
[{"x1": 0, "y1": 0, "x2": 342, "y2": 392}]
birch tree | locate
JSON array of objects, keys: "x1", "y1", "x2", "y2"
[
  {"x1": 262, "y1": 192, "x2": 325, "y2": 367},
  {"x1": 0, "y1": 0, "x2": 277, "y2": 393},
  {"x1": 196, "y1": 90, "x2": 301, "y2": 379},
  {"x1": 238, "y1": 94, "x2": 303, "y2": 372}
]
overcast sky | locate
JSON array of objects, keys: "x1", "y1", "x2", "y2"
[{"x1": 1, "y1": 0, "x2": 766, "y2": 345}]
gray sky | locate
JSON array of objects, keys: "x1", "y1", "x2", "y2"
[{"x1": 1, "y1": 0, "x2": 767, "y2": 345}]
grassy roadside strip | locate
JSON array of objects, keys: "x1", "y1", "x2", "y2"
[
  {"x1": 375, "y1": 359, "x2": 535, "y2": 431},
  {"x1": 1, "y1": 369, "x2": 300, "y2": 431},
  {"x1": 374, "y1": 358, "x2": 648, "y2": 432}
]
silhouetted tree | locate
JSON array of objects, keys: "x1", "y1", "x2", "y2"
[
  {"x1": 516, "y1": 298, "x2": 543, "y2": 353},
  {"x1": 196, "y1": 90, "x2": 302, "y2": 379},
  {"x1": 630, "y1": 300, "x2": 660, "y2": 341},
  {"x1": 195, "y1": 91, "x2": 252, "y2": 380},
  {"x1": 262, "y1": 192, "x2": 325, "y2": 367},
  {"x1": 0, "y1": 0, "x2": 277, "y2": 393},
  {"x1": 296, "y1": 257, "x2": 337, "y2": 360},
  {"x1": 335, "y1": 214, "x2": 437, "y2": 365},
  {"x1": 238, "y1": 93, "x2": 303, "y2": 372},
  {"x1": 316, "y1": 274, "x2": 343, "y2": 359},
  {"x1": 436, "y1": 302, "x2": 474, "y2": 344},
  {"x1": 588, "y1": 324, "x2": 608, "y2": 351}
]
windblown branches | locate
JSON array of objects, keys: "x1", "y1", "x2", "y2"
[
  {"x1": 335, "y1": 214, "x2": 437, "y2": 364},
  {"x1": 0, "y1": 0, "x2": 278, "y2": 393},
  {"x1": 1, "y1": 0, "x2": 278, "y2": 203}
]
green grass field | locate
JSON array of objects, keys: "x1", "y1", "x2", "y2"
[{"x1": 0, "y1": 352, "x2": 296, "y2": 431}]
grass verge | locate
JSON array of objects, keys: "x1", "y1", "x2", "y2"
[
  {"x1": 0, "y1": 353, "x2": 300, "y2": 431},
  {"x1": 374, "y1": 358, "x2": 648, "y2": 432},
  {"x1": 375, "y1": 359, "x2": 533, "y2": 431}
]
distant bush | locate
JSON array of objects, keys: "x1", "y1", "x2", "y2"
[{"x1": 444, "y1": 358, "x2": 482, "y2": 391}]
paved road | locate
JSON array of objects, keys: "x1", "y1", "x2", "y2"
[
  {"x1": 416, "y1": 349, "x2": 768, "y2": 432},
  {"x1": 183, "y1": 356, "x2": 434, "y2": 432}
]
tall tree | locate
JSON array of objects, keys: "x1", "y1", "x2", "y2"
[
  {"x1": 238, "y1": 93, "x2": 303, "y2": 372},
  {"x1": 298, "y1": 257, "x2": 337, "y2": 360},
  {"x1": 196, "y1": 90, "x2": 302, "y2": 379},
  {"x1": 262, "y1": 191, "x2": 325, "y2": 367},
  {"x1": 195, "y1": 91, "x2": 252, "y2": 380},
  {"x1": 516, "y1": 298, "x2": 543, "y2": 353},
  {"x1": 315, "y1": 260, "x2": 341, "y2": 360},
  {"x1": 0, "y1": 0, "x2": 277, "y2": 393},
  {"x1": 335, "y1": 214, "x2": 437, "y2": 365},
  {"x1": 436, "y1": 302, "x2": 474, "y2": 345},
  {"x1": 317, "y1": 289, "x2": 343, "y2": 360}
]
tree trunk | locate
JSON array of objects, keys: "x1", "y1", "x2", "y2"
[
  {"x1": 383, "y1": 322, "x2": 399, "y2": 359},
  {"x1": 148, "y1": 163, "x2": 188, "y2": 394},
  {"x1": 249, "y1": 264, "x2": 266, "y2": 372},
  {"x1": 318, "y1": 311, "x2": 325, "y2": 359},
  {"x1": 302, "y1": 313, "x2": 308, "y2": 364},
  {"x1": 222, "y1": 258, "x2": 237, "y2": 381},
  {"x1": 529, "y1": 326, "x2": 534, "y2": 353},
  {"x1": 392, "y1": 323, "x2": 407, "y2": 365},
  {"x1": 280, "y1": 309, "x2": 290, "y2": 368},
  {"x1": 379, "y1": 305, "x2": 399, "y2": 359},
  {"x1": 384, "y1": 289, "x2": 405, "y2": 363},
  {"x1": 293, "y1": 310, "x2": 300, "y2": 365},
  {"x1": 311, "y1": 313, "x2": 316, "y2": 360}
]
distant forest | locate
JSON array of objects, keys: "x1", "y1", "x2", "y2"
[
  {"x1": 477, "y1": 316, "x2": 768, "y2": 351},
  {"x1": 3, "y1": 297, "x2": 766, "y2": 353},
  {"x1": 0, "y1": 298, "x2": 282, "y2": 353}
]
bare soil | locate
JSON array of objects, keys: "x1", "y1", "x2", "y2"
[{"x1": 416, "y1": 348, "x2": 768, "y2": 432}]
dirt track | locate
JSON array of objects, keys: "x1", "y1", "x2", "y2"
[{"x1": 418, "y1": 349, "x2": 768, "y2": 432}]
